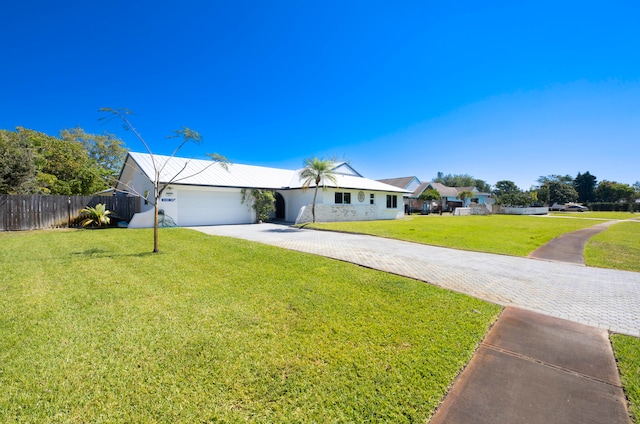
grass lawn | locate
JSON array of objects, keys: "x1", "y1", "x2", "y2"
[
  {"x1": 585, "y1": 221, "x2": 640, "y2": 272},
  {"x1": 550, "y1": 211, "x2": 640, "y2": 220},
  {"x1": 611, "y1": 334, "x2": 640, "y2": 423},
  {"x1": 0, "y1": 228, "x2": 501, "y2": 423},
  {"x1": 307, "y1": 214, "x2": 599, "y2": 256}
]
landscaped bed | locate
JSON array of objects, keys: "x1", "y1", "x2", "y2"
[{"x1": 0, "y1": 228, "x2": 500, "y2": 423}]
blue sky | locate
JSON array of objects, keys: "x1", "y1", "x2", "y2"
[{"x1": 1, "y1": 1, "x2": 638, "y2": 190}]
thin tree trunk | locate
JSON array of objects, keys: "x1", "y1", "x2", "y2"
[
  {"x1": 153, "y1": 182, "x2": 160, "y2": 253},
  {"x1": 312, "y1": 186, "x2": 318, "y2": 223}
]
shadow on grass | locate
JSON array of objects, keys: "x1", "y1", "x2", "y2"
[{"x1": 70, "y1": 249, "x2": 159, "y2": 259}]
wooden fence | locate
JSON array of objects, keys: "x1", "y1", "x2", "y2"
[{"x1": 0, "y1": 195, "x2": 139, "y2": 231}]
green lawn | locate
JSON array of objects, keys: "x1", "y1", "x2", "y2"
[
  {"x1": 585, "y1": 221, "x2": 640, "y2": 272},
  {"x1": 611, "y1": 334, "x2": 640, "y2": 423},
  {"x1": 308, "y1": 214, "x2": 598, "y2": 256},
  {"x1": 549, "y1": 211, "x2": 640, "y2": 220},
  {"x1": 0, "y1": 228, "x2": 500, "y2": 423}
]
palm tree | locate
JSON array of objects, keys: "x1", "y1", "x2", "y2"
[{"x1": 299, "y1": 158, "x2": 338, "y2": 223}]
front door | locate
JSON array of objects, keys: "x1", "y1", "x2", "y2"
[{"x1": 275, "y1": 192, "x2": 285, "y2": 220}]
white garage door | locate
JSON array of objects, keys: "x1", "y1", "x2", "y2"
[{"x1": 178, "y1": 189, "x2": 251, "y2": 226}]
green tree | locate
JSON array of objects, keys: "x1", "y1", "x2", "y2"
[
  {"x1": 547, "y1": 181, "x2": 578, "y2": 205},
  {"x1": 102, "y1": 108, "x2": 228, "y2": 253},
  {"x1": 299, "y1": 158, "x2": 338, "y2": 223},
  {"x1": 59, "y1": 127, "x2": 127, "y2": 181},
  {"x1": 493, "y1": 180, "x2": 520, "y2": 198},
  {"x1": 419, "y1": 188, "x2": 440, "y2": 202},
  {"x1": 0, "y1": 126, "x2": 124, "y2": 195},
  {"x1": 573, "y1": 171, "x2": 597, "y2": 203},
  {"x1": 0, "y1": 129, "x2": 37, "y2": 194},
  {"x1": 433, "y1": 172, "x2": 490, "y2": 192},
  {"x1": 456, "y1": 190, "x2": 474, "y2": 206},
  {"x1": 537, "y1": 174, "x2": 574, "y2": 185},
  {"x1": 595, "y1": 181, "x2": 635, "y2": 203},
  {"x1": 36, "y1": 132, "x2": 103, "y2": 195},
  {"x1": 241, "y1": 189, "x2": 276, "y2": 223},
  {"x1": 497, "y1": 191, "x2": 535, "y2": 207}
]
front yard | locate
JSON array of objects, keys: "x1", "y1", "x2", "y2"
[
  {"x1": 0, "y1": 228, "x2": 500, "y2": 423},
  {"x1": 2, "y1": 213, "x2": 638, "y2": 423}
]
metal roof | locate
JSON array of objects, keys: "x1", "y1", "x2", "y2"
[{"x1": 127, "y1": 152, "x2": 408, "y2": 193}]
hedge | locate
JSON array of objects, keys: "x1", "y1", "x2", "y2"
[{"x1": 587, "y1": 202, "x2": 640, "y2": 212}]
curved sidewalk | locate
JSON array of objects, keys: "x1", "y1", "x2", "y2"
[
  {"x1": 191, "y1": 223, "x2": 640, "y2": 337},
  {"x1": 528, "y1": 219, "x2": 620, "y2": 264}
]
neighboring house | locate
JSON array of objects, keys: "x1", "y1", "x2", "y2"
[
  {"x1": 378, "y1": 177, "x2": 494, "y2": 213},
  {"x1": 116, "y1": 152, "x2": 407, "y2": 227},
  {"x1": 425, "y1": 183, "x2": 494, "y2": 211},
  {"x1": 377, "y1": 176, "x2": 423, "y2": 213}
]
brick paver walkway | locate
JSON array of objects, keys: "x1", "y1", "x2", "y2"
[{"x1": 192, "y1": 224, "x2": 640, "y2": 337}]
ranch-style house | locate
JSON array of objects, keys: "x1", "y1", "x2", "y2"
[{"x1": 117, "y1": 152, "x2": 407, "y2": 227}]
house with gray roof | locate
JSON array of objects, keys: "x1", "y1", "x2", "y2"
[
  {"x1": 378, "y1": 177, "x2": 494, "y2": 213},
  {"x1": 117, "y1": 152, "x2": 407, "y2": 227}
]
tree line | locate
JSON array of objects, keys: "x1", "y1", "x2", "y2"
[
  {"x1": 494, "y1": 172, "x2": 639, "y2": 207},
  {"x1": 0, "y1": 127, "x2": 127, "y2": 195},
  {"x1": 431, "y1": 171, "x2": 638, "y2": 208}
]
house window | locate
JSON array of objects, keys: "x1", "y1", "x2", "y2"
[
  {"x1": 370, "y1": 194, "x2": 375, "y2": 205},
  {"x1": 386, "y1": 195, "x2": 398, "y2": 208},
  {"x1": 335, "y1": 192, "x2": 351, "y2": 204}
]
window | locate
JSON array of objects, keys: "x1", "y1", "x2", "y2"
[
  {"x1": 335, "y1": 192, "x2": 351, "y2": 204},
  {"x1": 370, "y1": 194, "x2": 375, "y2": 205},
  {"x1": 386, "y1": 195, "x2": 398, "y2": 208}
]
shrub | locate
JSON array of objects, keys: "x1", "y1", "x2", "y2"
[
  {"x1": 79, "y1": 203, "x2": 112, "y2": 228},
  {"x1": 588, "y1": 202, "x2": 640, "y2": 212}
]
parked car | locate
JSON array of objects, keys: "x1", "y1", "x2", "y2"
[
  {"x1": 549, "y1": 203, "x2": 588, "y2": 212},
  {"x1": 565, "y1": 204, "x2": 588, "y2": 212}
]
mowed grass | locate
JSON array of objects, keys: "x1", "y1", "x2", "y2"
[
  {"x1": 0, "y1": 228, "x2": 501, "y2": 423},
  {"x1": 550, "y1": 211, "x2": 640, "y2": 220},
  {"x1": 585, "y1": 221, "x2": 640, "y2": 272},
  {"x1": 308, "y1": 214, "x2": 598, "y2": 256},
  {"x1": 611, "y1": 334, "x2": 640, "y2": 423}
]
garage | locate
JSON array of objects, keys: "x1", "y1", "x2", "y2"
[{"x1": 177, "y1": 188, "x2": 252, "y2": 226}]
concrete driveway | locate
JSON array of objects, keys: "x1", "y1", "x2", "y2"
[{"x1": 191, "y1": 223, "x2": 640, "y2": 337}]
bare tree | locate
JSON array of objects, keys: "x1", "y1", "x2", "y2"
[{"x1": 100, "y1": 108, "x2": 228, "y2": 252}]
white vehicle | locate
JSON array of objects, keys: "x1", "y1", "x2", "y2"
[{"x1": 549, "y1": 203, "x2": 587, "y2": 212}]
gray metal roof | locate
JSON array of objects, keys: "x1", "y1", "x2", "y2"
[{"x1": 127, "y1": 152, "x2": 408, "y2": 193}]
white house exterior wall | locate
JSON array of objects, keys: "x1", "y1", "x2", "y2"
[
  {"x1": 280, "y1": 189, "x2": 316, "y2": 223},
  {"x1": 294, "y1": 189, "x2": 403, "y2": 224}
]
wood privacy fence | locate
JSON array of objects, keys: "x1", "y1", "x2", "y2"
[{"x1": 0, "y1": 195, "x2": 139, "y2": 231}]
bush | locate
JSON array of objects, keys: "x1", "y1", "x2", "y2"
[
  {"x1": 588, "y1": 202, "x2": 640, "y2": 212},
  {"x1": 79, "y1": 203, "x2": 112, "y2": 228}
]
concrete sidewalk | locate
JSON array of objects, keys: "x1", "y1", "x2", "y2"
[
  {"x1": 529, "y1": 220, "x2": 620, "y2": 264},
  {"x1": 430, "y1": 307, "x2": 631, "y2": 423}
]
